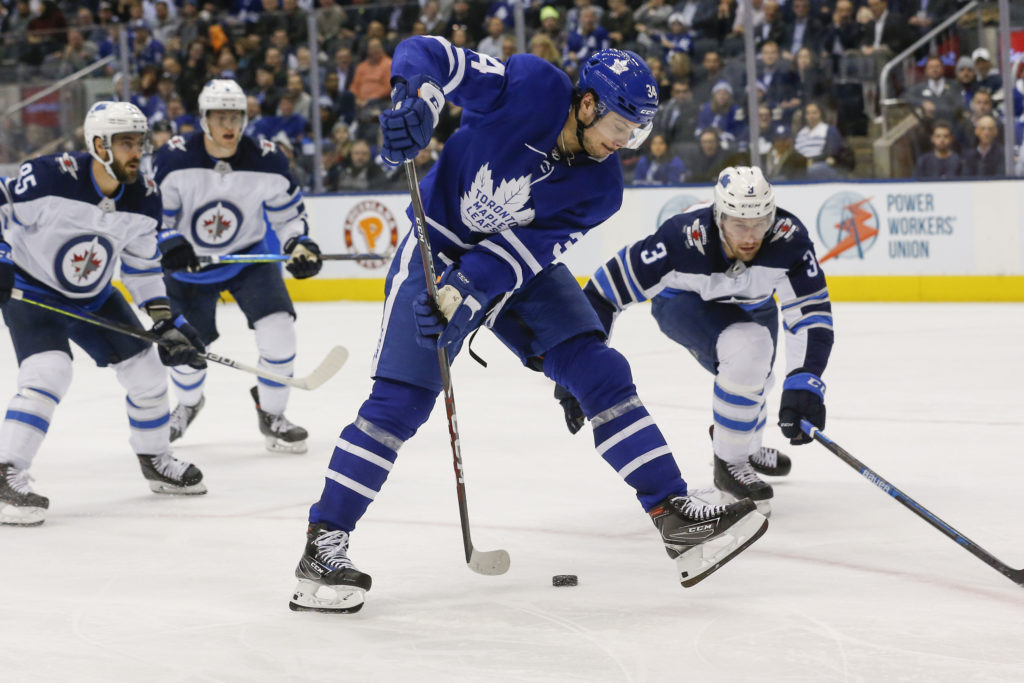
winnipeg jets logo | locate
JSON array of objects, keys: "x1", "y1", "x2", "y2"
[
  {"x1": 683, "y1": 218, "x2": 707, "y2": 255},
  {"x1": 144, "y1": 174, "x2": 158, "y2": 196},
  {"x1": 460, "y1": 163, "x2": 535, "y2": 234},
  {"x1": 55, "y1": 234, "x2": 113, "y2": 293},
  {"x1": 167, "y1": 135, "x2": 187, "y2": 152},
  {"x1": 609, "y1": 58, "x2": 630, "y2": 74},
  {"x1": 260, "y1": 139, "x2": 277, "y2": 156},
  {"x1": 191, "y1": 199, "x2": 243, "y2": 248},
  {"x1": 57, "y1": 152, "x2": 79, "y2": 179},
  {"x1": 770, "y1": 217, "x2": 798, "y2": 243}
]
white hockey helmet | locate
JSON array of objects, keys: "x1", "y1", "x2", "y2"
[
  {"x1": 84, "y1": 100, "x2": 149, "y2": 182},
  {"x1": 198, "y1": 79, "x2": 247, "y2": 140},
  {"x1": 713, "y1": 166, "x2": 776, "y2": 227}
]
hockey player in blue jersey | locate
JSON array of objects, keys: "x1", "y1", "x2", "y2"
[
  {"x1": 287, "y1": 38, "x2": 768, "y2": 613},
  {"x1": 565, "y1": 166, "x2": 833, "y2": 517},
  {"x1": 152, "y1": 79, "x2": 322, "y2": 454},
  {"x1": 0, "y1": 101, "x2": 208, "y2": 526}
]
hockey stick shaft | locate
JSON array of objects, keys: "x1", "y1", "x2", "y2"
[
  {"x1": 801, "y1": 420, "x2": 1024, "y2": 587},
  {"x1": 403, "y1": 160, "x2": 510, "y2": 576},
  {"x1": 196, "y1": 253, "x2": 387, "y2": 265},
  {"x1": 9, "y1": 288, "x2": 346, "y2": 391}
]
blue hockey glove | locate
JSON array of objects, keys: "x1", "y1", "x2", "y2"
[
  {"x1": 379, "y1": 75, "x2": 444, "y2": 168},
  {"x1": 778, "y1": 370, "x2": 826, "y2": 445},
  {"x1": 151, "y1": 314, "x2": 207, "y2": 369},
  {"x1": 412, "y1": 268, "x2": 487, "y2": 350},
  {"x1": 283, "y1": 235, "x2": 322, "y2": 279},
  {"x1": 0, "y1": 241, "x2": 14, "y2": 304},
  {"x1": 157, "y1": 229, "x2": 198, "y2": 272},
  {"x1": 554, "y1": 383, "x2": 586, "y2": 435}
]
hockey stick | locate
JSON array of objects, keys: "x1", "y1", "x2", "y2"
[
  {"x1": 196, "y1": 253, "x2": 387, "y2": 266},
  {"x1": 801, "y1": 420, "x2": 1024, "y2": 587},
  {"x1": 404, "y1": 159, "x2": 511, "y2": 576},
  {"x1": 9, "y1": 288, "x2": 347, "y2": 391}
]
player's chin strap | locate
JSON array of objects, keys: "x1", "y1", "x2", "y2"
[{"x1": 90, "y1": 137, "x2": 120, "y2": 183}]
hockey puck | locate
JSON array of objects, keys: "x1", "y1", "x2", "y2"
[{"x1": 552, "y1": 574, "x2": 578, "y2": 587}]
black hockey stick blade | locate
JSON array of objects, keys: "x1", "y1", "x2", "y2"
[
  {"x1": 469, "y1": 547, "x2": 511, "y2": 575},
  {"x1": 802, "y1": 420, "x2": 1024, "y2": 588}
]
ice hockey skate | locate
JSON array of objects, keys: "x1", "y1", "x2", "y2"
[
  {"x1": 650, "y1": 491, "x2": 768, "y2": 587},
  {"x1": 250, "y1": 386, "x2": 307, "y2": 453},
  {"x1": 137, "y1": 452, "x2": 207, "y2": 494},
  {"x1": 0, "y1": 463, "x2": 49, "y2": 526},
  {"x1": 714, "y1": 455, "x2": 773, "y2": 516},
  {"x1": 169, "y1": 396, "x2": 205, "y2": 442},
  {"x1": 289, "y1": 523, "x2": 372, "y2": 613},
  {"x1": 750, "y1": 446, "x2": 791, "y2": 477}
]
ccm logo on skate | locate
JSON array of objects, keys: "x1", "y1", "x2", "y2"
[{"x1": 686, "y1": 524, "x2": 714, "y2": 534}]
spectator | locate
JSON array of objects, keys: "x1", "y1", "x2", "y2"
[
  {"x1": 692, "y1": 50, "x2": 727, "y2": 103},
  {"x1": 906, "y1": 0, "x2": 957, "y2": 41},
  {"x1": 689, "y1": 128, "x2": 728, "y2": 182},
  {"x1": 269, "y1": 29, "x2": 297, "y2": 72},
  {"x1": 176, "y1": 0, "x2": 209, "y2": 47},
  {"x1": 765, "y1": 123, "x2": 808, "y2": 180},
  {"x1": 317, "y1": 0, "x2": 351, "y2": 48},
  {"x1": 334, "y1": 46, "x2": 356, "y2": 93},
  {"x1": 446, "y1": 0, "x2": 486, "y2": 45},
  {"x1": 501, "y1": 35, "x2": 516, "y2": 62},
  {"x1": 420, "y1": 1, "x2": 445, "y2": 36},
  {"x1": 653, "y1": 79, "x2": 700, "y2": 149},
  {"x1": 954, "y1": 56, "x2": 980, "y2": 110},
  {"x1": 905, "y1": 55, "x2": 963, "y2": 123},
  {"x1": 756, "y1": 1, "x2": 787, "y2": 51},
  {"x1": 130, "y1": 23, "x2": 165, "y2": 71},
  {"x1": 150, "y1": 0, "x2": 180, "y2": 45},
  {"x1": 754, "y1": 103, "x2": 774, "y2": 156},
  {"x1": 477, "y1": 16, "x2": 505, "y2": 61},
  {"x1": 633, "y1": 133, "x2": 687, "y2": 185},
  {"x1": 794, "y1": 47, "x2": 831, "y2": 110},
  {"x1": 781, "y1": 0, "x2": 822, "y2": 61},
  {"x1": 324, "y1": 122, "x2": 354, "y2": 190},
  {"x1": 691, "y1": 0, "x2": 737, "y2": 50},
  {"x1": 322, "y1": 70, "x2": 357, "y2": 126},
  {"x1": 178, "y1": 39, "x2": 209, "y2": 110},
  {"x1": 858, "y1": 0, "x2": 912, "y2": 59},
  {"x1": 280, "y1": 0, "x2": 308, "y2": 47},
  {"x1": 252, "y1": 63, "x2": 283, "y2": 116},
  {"x1": 564, "y1": 0, "x2": 602, "y2": 35},
  {"x1": 334, "y1": 139, "x2": 385, "y2": 191},
  {"x1": 131, "y1": 65, "x2": 168, "y2": 123},
  {"x1": 537, "y1": 5, "x2": 565, "y2": 47},
  {"x1": 564, "y1": 6, "x2": 611, "y2": 72},
  {"x1": 634, "y1": 0, "x2": 673, "y2": 39},
  {"x1": 655, "y1": 13, "x2": 694, "y2": 61},
  {"x1": 350, "y1": 37, "x2": 392, "y2": 109},
  {"x1": 243, "y1": 94, "x2": 265, "y2": 137},
  {"x1": 960, "y1": 114, "x2": 1005, "y2": 177},
  {"x1": 272, "y1": 131, "x2": 311, "y2": 192},
  {"x1": 646, "y1": 56, "x2": 672, "y2": 101},
  {"x1": 794, "y1": 101, "x2": 844, "y2": 178},
  {"x1": 972, "y1": 48, "x2": 1001, "y2": 92},
  {"x1": 758, "y1": 41, "x2": 801, "y2": 123},
  {"x1": 695, "y1": 81, "x2": 747, "y2": 151},
  {"x1": 284, "y1": 71, "x2": 312, "y2": 120},
  {"x1": 913, "y1": 121, "x2": 961, "y2": 179},
  {"x1": 271, "y1": 92, "x2": 307, "y2": 143},
  {"x1": 822, "y1": 0, "x2": 860, "y2": 73},
  {"x1": 52, "y1": 28, "x2": 98, "y2": 75},
  {"x1": 264, "y1": 46, "x2": 288, "y2": 87},
  {"x1": 529, "y1": 33, "x2": 562, "y2": 67},
  {"x1": 602, "y1": 0, "x2": 637, "y2": 49}
]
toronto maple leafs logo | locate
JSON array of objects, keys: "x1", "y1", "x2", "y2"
[
  {"x1": 609, "y1": 58, "x2": 630, "y2": 74},
  {"x1": 770, "y1": 217, "x2": 799, "y2": 243},
  {"x1": 168, "y1": 135, "x2": 187, "y2": 152},
  {"x1": 683, "y1": 217, "x2": 707, "y2": 255},
  {"x1": 459, "y1": 164, "x2": 535, "y2": 234},
  {"x1": 191, "y1": 199, "x2": 243, "y2": 248},
  {"x1": 54, "y1": 234, "x2": 113, "y2": 293},
  {"x1": 57, "y1": 152, "x2": 79, "y2": 180}
]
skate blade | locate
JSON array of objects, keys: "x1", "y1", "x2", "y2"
[
  {"x1": 289, "y1": 579, "x2": 366, "y2": 613},
  {"x1": 0, "y1": 504, "x2": 46, "y2": 526},
  {"x1": 265, "y1": 436, "x2": 308, "y2": 454},
  {"x1": 676, "y1": 510, "x2": 769, "y2": 588},
  {"x1": 147, "y1": 481, "x2": 208, "y2": 495}
]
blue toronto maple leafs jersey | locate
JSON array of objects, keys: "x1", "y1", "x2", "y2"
[
  {"x1": 152, "y1": 132, "x2": 307, "y2": 284},
  {"x1": 0, "y1": 151, "x2": 165, "y2": 311},
  {"x1": 392, "y1": 36, "x2": 624, "y2": 311},
  {"x1": 588, "y1": 203, "x2": 833, "y2": 376}
]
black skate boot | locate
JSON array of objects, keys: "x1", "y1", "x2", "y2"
[
  {"x1": 714, "y1": 456, "x2": 773, "y2": 516},
  {"x1": 250, "y1": 386, "x2": 308, "y2": 454},
  {"x1": 750, "y1": 446, "x2": 791, "y2": 477},
  {"x1": 169, "y1": 396, "x2": 205, "y2": 442},
  {"x1": 289, "y1": 523, "x2": 373, "y2": 613},
  {"x1": 650, "y1": 492, "x2": 768, "y2": 587},
  {"x1": 0, "y1": 463, "x2": 49, "y2": 526},
  {"x1": 137, "y1": 453, "x2": 207, "y2": 495},
  {"x1": 708, "y1": 425, "x2": 791, "y2": 477}
]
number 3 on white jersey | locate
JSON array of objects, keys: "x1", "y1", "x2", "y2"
[{"x1": 471, "y1": 52, "x2": 505, "y2": 77}]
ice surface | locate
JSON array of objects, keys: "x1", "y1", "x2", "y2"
[{"x1": 2, "y1": 301, "x2": 1023, "y2": 682}]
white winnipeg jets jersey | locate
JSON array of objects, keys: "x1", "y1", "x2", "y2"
[
  {"x1": 153, "y1": 132, "x2": 307, "y2": 284},
  {"x1": 0, "y1": 151, "x2": 165, "y2": 310}
]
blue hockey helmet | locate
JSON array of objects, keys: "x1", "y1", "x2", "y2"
[{"x1": 577, "y1": 49, "x2": 658, "y2": 148}]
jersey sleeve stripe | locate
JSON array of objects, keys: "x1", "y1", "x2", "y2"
[
  {"x1": 494, "y1": 231, "x2": 543, "y2": 276},
  {"x1": 785, "y1": 314, "x2": 834, "y2": 333},
  {"x1": 162, "y1": 208, "x2": 180, "y2": 216},
  {"x1": 780, "y1": 287, "x2": 829, "y2": 309},
  {"x1": 265, "y1": 192, "x2": 303, "y2": 212},
  {"x1": 426, "y1": 215, "x2": 473, "y2": 250},
  {"x1": 120, "y1": 264, "x2": 161, "y2": 275},
  {"x1": 592, "y1": 266, "x2": 624, "y2": 308},
  {"x1": 618, "y1": 247, "x2": 646, "y2": 302},
  {"x1": 479, "y1": 240, "x2": 524, "y2": 291}
]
